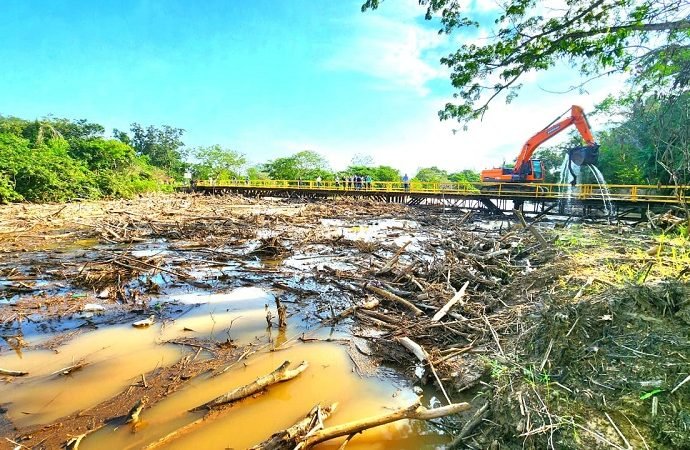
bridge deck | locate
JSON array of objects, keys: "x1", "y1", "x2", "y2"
[{"x1": 190, "y1": 180, "x2": 686, "y2": 216}]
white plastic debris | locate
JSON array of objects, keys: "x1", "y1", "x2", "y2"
[
  {"x1": 132, "y1": 315, "x2": 155, "y2": 328},
  {"x1": 83, "y1": 303, "x2": 105, "y2": 312}
]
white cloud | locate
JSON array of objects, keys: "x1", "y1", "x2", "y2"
[{"x1": 324, "y1": 1, "x2": 446, "y2": 95}]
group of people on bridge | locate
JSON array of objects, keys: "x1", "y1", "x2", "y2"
[{"x1": 334, "y1": 175, "x2": 372, "y2": 190}]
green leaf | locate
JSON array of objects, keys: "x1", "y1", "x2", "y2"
[{"x1": 640, "y1": 389, "x2": 663, "y2": 400}]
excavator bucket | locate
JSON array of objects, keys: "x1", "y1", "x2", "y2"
[
  {"x1": 567, "y1": 144, "x2": 600, "y2": 186},
  {"x1": 568, "y1": 144, "x2": 600, "y2": 166}
]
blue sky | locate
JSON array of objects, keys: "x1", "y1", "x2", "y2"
[{"x1": 0, "y1": 0, "x2": 622, "y2": 174}]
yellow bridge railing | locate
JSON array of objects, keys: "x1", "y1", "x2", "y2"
[{"x1": 194, "y1": 179, "x2": 688, "y2": 204}]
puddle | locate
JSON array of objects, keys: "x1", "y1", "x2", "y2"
[
  {"x1": 0, "y1": 286, "x2": 447, "y2": 449},
  {"x1": 81, "y1": 343, "x2": 442, "y2": 450},
  {"x1": 0, "y1": 325, "x2": 182, "y2": 428}
]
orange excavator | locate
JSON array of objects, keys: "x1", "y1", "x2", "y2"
[{"x1": 480, "y1": 105, "x2": 599, "y2": 185}]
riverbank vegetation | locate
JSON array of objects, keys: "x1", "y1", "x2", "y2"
[{"x1": 3, "y1": 91, "x2": 689, "y2": 205}]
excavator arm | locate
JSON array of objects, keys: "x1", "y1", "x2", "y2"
[{"x1": 513, "y1": 105, "x2": 596, "y2": 176}]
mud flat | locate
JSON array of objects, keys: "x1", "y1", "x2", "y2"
[{"x1": 1, "y1": 194, "x2": 689, "y2": 449}]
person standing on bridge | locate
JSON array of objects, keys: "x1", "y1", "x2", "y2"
[
  {"x1": 335, "y1": 175, "x2": 340, "y2": 189},
  {"x1": 402, "y1": 174, "x2": 410, "y2": 191},
  {"x1": 316, "y1": 175, "x2": 322, "y2": 187},
  {"x1": 365, "y1": 175, "x2": 372, "y2": 190}
]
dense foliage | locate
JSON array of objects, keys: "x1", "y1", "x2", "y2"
[
  {"x1": 597, "y1": 92, "x2": 690, "y2": 186},
  {"x1": 0, "y1": 116, "x2": 171, "y2": 203},
  {"x1": 262, "y1": 150, "x2": 332, "y2": 180},
  {"x1": 191, "y1": 145, "x2": 246, "y2": 181}
]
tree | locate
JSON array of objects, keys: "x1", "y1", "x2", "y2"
[
  {"x1": 362, "y1": 0, "x2": 690, "y2": 123},
  {"x1": 413, "y1": 166, "x2": 449, "y2": 182},
  {"x1": 372, "y1": 165, "x2": 401, "y2": 181},
  {"x1": 598, "y1": 93, "x2": 690, "y2": 186},
  {"x1": 0, "y1": 133, "x2": 97, "y2": 202},
  {"x1": 0, "y1": 115, "x2": 169, "y2": 202},
  {"x1": 263, "y1": 150, "x2": 331, "y2": 180},
  {"x1": 247, "y1": 165, "x2": 270, "y2": 180},
  {"x1": 69, "y1": 139, "x2": 136, "y2": 171},
  {"x1": 123, "y1": 124, "x2": 186, "y2": 176},
  {"x1": 192, "y1": 145, "x2": 246, "y2": 180},
  {"x1": 448, "y1": 170, "x2": 481, "y2": 183},
  {"x1": 341, "y1": 165, "x2": 401, "y2": 181}
]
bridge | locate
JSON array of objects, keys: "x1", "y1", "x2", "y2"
[{"x1": 191, "y1": 180, "x2": 687, "y2": 219}]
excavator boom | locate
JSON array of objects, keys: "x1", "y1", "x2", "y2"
[{"x1": 481, "y1": 105, "x2": 599, "y2": 183}]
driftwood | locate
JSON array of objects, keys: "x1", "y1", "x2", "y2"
[
  {"x1": 65, "y1": 433, "x2": 87, "y2": 450},
  {"x1": 126, "y1": 396, "x2": 148, "y2": 424},
  {"x1": 0, "y1": 367, "x2": 28, "y2": 377},
  {"x1": 514, "y1": 209, "x2": 548, "y2": 248},
  {"x1": 144, "y1": 361, "x2": 310, "y2": 449},
  {"x1": 275, "y1": 297, "x2": 288, "y2": 329},
  {"x1": 396, "y1": 337, "x2": 452, "y2": 404},
  {"x1": 51, "y1": 360, "x2": 88, "y2": 376},
  {"x1": 364, "y1": 284, "x2": 423, "y2": 316},
  {"x1": 300, "y1": 401, "x2": 470, "y2": 449},
  {"x1": 192, "y1": 360, "x2": 309, "y2": 411},
  {"x1": 252, "y1": 400, "x2": 470, "y2": 450},
  {"x1": 432, "y1": 280, "x2": 470, "y2": 322},
  {"x1": 250, "y1": 403, "x2": 339, "y2": 450},
  {"x1": 330, "y1": 298, "x2": 380, "y2": 323},
  {"x1": 376, "y1": 241, "x2": 410, "y2": 275},
  {"x1": 448, "y1": 402, "x2": 490, "y2": 448}
]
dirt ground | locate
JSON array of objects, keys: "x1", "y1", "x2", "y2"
[{"x1": 1, "y1": 194, "x2": 689, "y2": 449}]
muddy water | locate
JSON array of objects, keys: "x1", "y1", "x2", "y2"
[
  {"x1": 0, "y1": 325, "x2": 182, "y2": 428},
  {"x1": 83, "y1": 344, "x2": 442, "y2": 450},
  {"x1": 1, "y1": 286, "x2": 448, "y2": 449}
]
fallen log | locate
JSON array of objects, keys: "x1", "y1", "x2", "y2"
[
  {"x1": 432, "y1": 280, "x2": 470, "y2": 322},
  {"x1": 329, "y1": 298, "x2": 380, "y2": 323},
  {"x1": 299, "y1": 401, "x2": 471, "y2": 449},
  {"x1": 0, "y1": 367, "x2": 28, "y2": 377},
  {"x1": 514, "y1": 209, "x2": 548, "y2": 248},
  {"x1": 376, "y1": 241, "x2": 410, "y2": 275},
  {"x1": 51, "y1": 360, "x2": 88, "y2": 376},
  {"x1": 364, "y1": 284, "x2": 423, "y2": 316},
  {"x1": 448, "y1": 402, "x2": 489, "y2": 448},
  {"x1": 251, "y1": 400, "x2": 470, "y2": 450},
  {"x1": 191, "y1": 360, "x2": 309, "y2": 411},
  {"x1": 250, "y1": 403, "x2": 339, "y2": 450}
]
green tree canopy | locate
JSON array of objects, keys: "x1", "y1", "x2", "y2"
[
  {"x1": 448, "y1": 169, "x2": 481, "y2": 183},
  {"x1": 263, "y1": 150, "x2": 331, "y2": 180},
  {"x1": 342, "y1": 165, "x2": 401, "y2": 181},
  {"x1": 363, "y1": 0, "x2": 690, "y2": 122},
  {"x1": 191, "y1": 145, "x2": 246, "y2": 180},
  {"x1": 595, "y1": 93, "x2": 690, "y2": 185},
  {"x1": 69, "y1": 139, "x2": 136, "y2": 171},
  {"x1": 247, "y1": 165, "x2": 270, "y2": 180},
  {"x1": 118, "y1": 124, "x2": 186, "y2": 176},
  {"x1": 0, "y1": 116, "x2": 170, "y2": 203},
  {"x1": 413, "y1": 166, "x2": 449, "y2": 182}
]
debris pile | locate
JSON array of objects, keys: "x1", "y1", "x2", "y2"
[{"x1": 1, "y1": 195, "x2": 689, "y2": 449}]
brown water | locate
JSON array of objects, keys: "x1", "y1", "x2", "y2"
[{"x1": 1, "y1": 287, "x2": 448, "y2": 449}]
